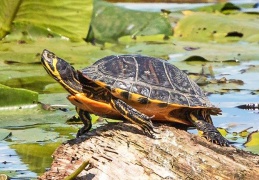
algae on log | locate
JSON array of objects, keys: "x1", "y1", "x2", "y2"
[{"x1": 39, "y1": 123, "x2": 259, "y2": 179}]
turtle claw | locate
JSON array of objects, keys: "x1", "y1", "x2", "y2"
[
  {"x1": 204, "y1": 131, "x2": 230, "y2": 147},
  {"x1": 76, "y1": 127, "x2": 87, "y2": 138},
  {"x1": 76, "y1": 124, "x2": 92, "y2": 138},
  {"x1": 143, "y1": 128, "x2": 159, "y2": 139},
  {"x1": 195, "y1": 120, "x2": 230, "y2": 147},
  {"x1": 76, "y1": 130, "x2": 82, "y2": 138},
  {"x1": 141, "y1": 119, "x2": 160, "y2": 137}
]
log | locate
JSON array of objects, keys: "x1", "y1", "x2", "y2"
[{"x1": 39, "y1": 122, "x2": 259, "y2": 180}]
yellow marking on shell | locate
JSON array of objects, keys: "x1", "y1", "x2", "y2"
[
  {"x1": 94, "y1": 80, "x2": 107, "y2": 88},
  {"x1": 116, "y1": 88, "x2": 130, "y2": 99}
]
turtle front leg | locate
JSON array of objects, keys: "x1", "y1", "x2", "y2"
[
  {"x1": 189, "y1": 113, "x2": 229, "y2": 146},
  {"x1": 76, "y1": 107, "x2": 92, "y2": 137},
  {"x1": 111, "y1": 99, "x2": 156, "y2": 136}
]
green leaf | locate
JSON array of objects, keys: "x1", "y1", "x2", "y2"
[
  {"x1": 244, "y1": 130, "x2": 259, "y2": 154},
  {"x1": 174, "y1": 11, "x2": 259, "y2": 43},
  {"x1": 218, "y1": 128, "x2": 228, "y2": 137},
  {"x1": 0, "y1": 84, "x2": 38, "y2": 107},
  {"x1": 0, "y1": 129, "x2": 11, "y2": 140},
  {"x1": 0, "y1": 0, "x2": 22, "y2": 39},
  {"x1": 0, "y1": 0, "x2": 93, "y2": 41},
  {"x1": 10, "y1": 128, "x2": 59, "y2": 143},
  {"x1": 86, "y1": 0, "x2": 172, "y2": 43},
  {"x1": 0, "y1": 93, "x2": 72, "y2": 126}
]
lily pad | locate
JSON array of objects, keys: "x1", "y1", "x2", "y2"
[
  {"x1": 174, "y1": 11, "x2": 259, "y2": 43},
  {"x1": 0, "y1": 0, "x2": 93, "y2": 41},
  {"x1": 10, "y1": 128, "x2": 59, "y2": 143},
  {"x1": 0, "y1": 129, "x2": 11, "y2": 140},
  {"x1": 0, "y1": 84, "x2": 38, "y2": 107},
  {"x1": 244, "y1": 130, "x2": 259, "y2": 154},
  {"x1": 85, "y1": 0, "x2": 172, "y2": 43},
  {"x1": 0, "y1": 93, "x2": 73, "y2": 127}
]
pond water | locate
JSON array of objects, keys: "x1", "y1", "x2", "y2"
[
  {"x1": 0, "y1": 142, "x2": 37, "y2": 179},
  {"x1": 116, "y1": 0, "x2": 259, "y2": 12}
]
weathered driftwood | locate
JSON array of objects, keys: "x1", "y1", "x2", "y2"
[{"x1": 39, "y1": 122, "x2": 259, "y2": 180}]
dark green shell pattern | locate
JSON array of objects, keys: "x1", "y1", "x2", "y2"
[{"x1": 81, "y1": 55, "x2": 213, "y2": 108}]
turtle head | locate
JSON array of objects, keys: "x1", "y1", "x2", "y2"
[{"x1": 41, "y1": 49, "x2": 82, "y2": 94}]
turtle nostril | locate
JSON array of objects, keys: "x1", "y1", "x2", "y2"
[{"x1": 41, "y1": 49, "x2": 55, "y2": 62}]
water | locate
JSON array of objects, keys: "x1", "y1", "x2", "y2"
[
  {"x1": 0, "y1": 142, "x2": 37, "y2": 179},
  {"x1": 115, "y1": 1, "x2": 259, "y2": 12}
]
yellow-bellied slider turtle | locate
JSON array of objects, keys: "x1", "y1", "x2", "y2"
[{"x1": 41, "y1": 49, "x2": 229, "y2": 146}]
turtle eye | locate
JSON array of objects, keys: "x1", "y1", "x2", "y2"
[{"x1": 47, "y1": 52, "x2": 55, "y2": 60}]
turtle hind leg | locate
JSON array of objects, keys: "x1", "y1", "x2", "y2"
[
  {"x1": 195, "y1": 120, "x2": 229, "y2": 146},
  {"x1": 189, "y1": 113, "x2": 229, "y2": 146},
  {"x1": 111, "y1": 98, "x2": 157, "y2": 137},
  {"x1": 76, "y1": 107, "x2": 92, "y2": 137}
]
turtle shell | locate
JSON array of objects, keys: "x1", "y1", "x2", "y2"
[
  {"x1": 79, "y1": 55, "x2": 221, "y2": 125},
  {"x1": 81, "y1": 55, "x2": 213, "y2": 108}
]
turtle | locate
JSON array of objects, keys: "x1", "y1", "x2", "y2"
[{"x1": 41, "y1": 49, "x2": 229, "y2": 146}]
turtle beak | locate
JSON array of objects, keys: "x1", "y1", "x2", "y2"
[
  {"x1": 41, "y1": 49, "x2": 59, "y2": 79},
  {"x1": 41, "y1": 49, "x2": 57, "y2": 71},
  {"x1": 41, "y1": 49, "x2": 55, "y2": 64}
]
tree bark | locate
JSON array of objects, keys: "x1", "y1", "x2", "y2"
[{"x1": 39, "y1": 122, "x2": 259, "y2": 180}]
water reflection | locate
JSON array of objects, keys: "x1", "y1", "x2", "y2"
[{"x1": 0, "y1": 142, "x2": 37, "y2": 179}]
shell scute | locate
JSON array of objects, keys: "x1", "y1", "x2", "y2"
[
  {"x1": 98, "y1": 55, "x2": 136, "y2": 80},
  {"x1": 137, "y1": 57, "x2": 171, "y2": 88},
  {"x1": 150, "y1": 89, "x2": 170, "y2": 102},
  {"x1": 114, "y1": 80, "x2": 132, "y2": 91},
  {"x1": 82, "y1": 55, "x2": 213, "y2": 108},
  {"x1": 131, "y1": 84, "x2": 150, "y2": 97},
  {"x1": 169, "y1": 92, "x2": 189, "y2": 106}
]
